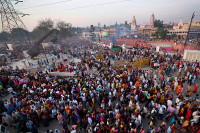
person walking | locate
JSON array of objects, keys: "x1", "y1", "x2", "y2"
[{"x1": 57, "y1": 112, "x2": 63, "y2": 125}]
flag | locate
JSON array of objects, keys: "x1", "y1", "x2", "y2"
[
  {"x1": 156, "y1": 46, "x2": 160, "y2": 52},
  {"x1": 23, "y1": 51, "x2": 30, "y2": 58},
  {"x1": 164, "y1": 48, "x2": 172, "y2": 51},
  {"x1": 4, "y1": 43, "x2": 9, "y2": 50},
  {"x1": 7, "y1": 44, "x2": 13, "y2": 51},
  {"x1": 41, "y1": 43, "x2": 49, "y2": 48}
]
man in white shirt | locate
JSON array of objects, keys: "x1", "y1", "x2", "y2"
[
  {"x1": 158, "y1": 107, "x2": 164, "y2": 120},
  {"x1": 88, "y1": 116, "x2": 92, "y2": 125},
  {"x1": 167, "y1": 99, "x2": 172, "y2": 107},
  {"x1": 176, "y1": 97, "x2": 180, "y2": 104}
]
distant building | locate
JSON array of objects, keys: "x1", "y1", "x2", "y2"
[
  {"x1": 167, "y1": 19, "x2": 200, "y2": 39},
  {"x1": 163, "y1": 24, "x2": 173, "y2": 29},
  {"x1": 131, "y1": 16, "x2": 137, "y2": 30},
  {"x1": 138, "y1": 26, "x2": 158, "y2": 37},
  {"x1": 82, "y1": 31, "x2": 101, "y2": 40},
  {"x1": 117, "y1": 29, "x2": 138, "y2": 39},
  {"x1": 150, "y1": 13, "x2": 155, "y2": 28},
  {"x1": 138, "y1": 13, "x2": 158, "y2": 37},
  {"x1": 191, "y1": 20, "x2": 200, "y2": 27},
  {"x1": 124, "y1": 21, "x2": 131, "y2": 30},
  {"x1": 102, "y1": 28, "x2": 116, "y2": 38},
  {"x1": 82, "y1": 32, "x2": 91, "y2": 39},
  {"x1": 116, "y1": 16, "x2": 138, "y2": 39},
  {"x1": 101, "y1": 16, "x2": 138, "y2": 39},
  {"x1": 98, "y1": 22, "x2": 101, "y2": 28}
]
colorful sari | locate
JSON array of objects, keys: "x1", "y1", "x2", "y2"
[
  {"x1": 185, "y1": 110, "x2": 192, "y2": 120},
  {"x1": 176, "y1": 85, "x2": 180, "y2": 95},
  {"x1": 193, "y1": 83, "x2": 198, "y2": 93}
]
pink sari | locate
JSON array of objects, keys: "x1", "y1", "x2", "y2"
[{"x1": 180, "y1": 87, "x2": 184, "y2": 93}]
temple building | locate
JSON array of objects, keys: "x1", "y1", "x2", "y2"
[
  {"x1": 131, "y1": 16, "x2": 137, "y2": 30},
  {"x1": 167, "y1": 19, "x2": 200, "y2": 39},
  {"x1": 114, "y1": 16, "x2": 138, "y2": 39},
  {"x1": 150, "y1": 13, "x2": 155, "y2": 27},
  {"x1": 138, "y1": 13, "x2": 158, "y2": 37}
]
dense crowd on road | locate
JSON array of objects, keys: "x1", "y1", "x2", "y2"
[{"x1": 0, "y1": 38, "x2": 200, "y2": 133}]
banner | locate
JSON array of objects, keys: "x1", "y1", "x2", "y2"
[
  {"x1": 23, "y1": 51, "x2": 30, "y2": 58},
  {"x1": 112, "y1": 48, "x2": 120, "y2": 54},
  {"x1": 156, "y1": 46, "x2": 160, "y2": 52},
  {"x1": 127, "y1": 58, "x2": 150, "y2": 68},
  {"x1": 103, "y1": 32, "x2": 108, "y2": 36},
  {"x1": 113, "y1": 61, "x2": 127, "y2": 68},
  {"x1": 164, "y1": 48, "x2": 172, "y2": 51},
  {"x1": 7, "y1": 44, "x2": 13, "y2": 51},
  {"x1": 41, "y1": 43, "x2": 49, "y2": 48},
  {"x1": 95, "y1": 54, "x2": 104, "y2": 60}
]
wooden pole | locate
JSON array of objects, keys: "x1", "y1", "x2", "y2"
[{"x1": 184, "y1": 12, "x2": 195, "y2": 49}]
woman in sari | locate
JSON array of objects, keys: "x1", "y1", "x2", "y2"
[
  {"x1": 180, "y1": 86, "x2": 184, "y2": 94},
  {"x1": 186, "y1": 86, "x2": 192, "y2": 96},
  {"x1": 165, "y1": 85, "x2": 170, "y2": 95},
  {"x1": 176, "y1": 85, "x2": 180, "y2": 95},
  {"x1": 182, "y1": 120, "x2": 189, "y2": 132},
  {"x1": 159, "y1": 95, "x2": 165, "y2": 104},
  {"x1": 171, "y1": 122, "x2": 176, "y2": 133},
  {"x1": 193, "y1": 83, "x2": 199, "y2": 93},
  {"x1": 185, "y1": 109, "x2": 192, "y2": 120},
  {"x1": 171, "y1": 81, "x2": 175, "y2": 90}
]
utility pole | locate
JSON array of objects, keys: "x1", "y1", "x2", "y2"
[
  {"x1": 0, "y1": 0, "x2": 31, "y2": 45},
  {"x1": 99, "y1": 28, "x2": 102, "y2": 42},
  {"x1": 184, "y1": 12, "x2": 195, "y2": 49}
]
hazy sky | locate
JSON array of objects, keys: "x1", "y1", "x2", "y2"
[{"x1": 13, "y1": 0, "x2": 200, "y2": 31}]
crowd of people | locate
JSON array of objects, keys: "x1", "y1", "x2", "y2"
[{"x1": 0, "y1": 38, "x2": 200, "y2": 133}]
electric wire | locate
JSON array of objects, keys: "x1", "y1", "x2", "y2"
[
  {"x1": 20, "y1": 0, "x2": 72, "y2": 10},
  {"x1": 28, "y1": 0, "x2": 133, "y2": 15}
]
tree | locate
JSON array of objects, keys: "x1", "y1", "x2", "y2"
[
  {"x1": 56, "y1": 20, "x2": 74, "y2": 39},
  {"x1": 31, "y1": 18, "x2": 75, "y2": 42},
  {"x1": 0, "y1": 28, "x2": 30, "y2": 43},
  {"x1": 153, "y1": 19, "x2": 169, "y2": 39},
  {"x1": 152, "y1": 31, "x2": 159, "y2": 39},
  {"x1": 154, "y1": 19, "x2": 164, "y2": 29},
  {"x1": 37, "y1": 18, "x2": 54, "y2": 31},
  {"x1": 11, "y1": 28, "x2": 30, "y2": 41},
  {"x1": 158, "y1": 29, "x2": 168, "y2": 39},
  {"x1": 0, "y1": 31, "x2": 10, "y2": 42},
  {"x1": 31, "y1": 18, "x2": 54, "y2": 40},
  {"x1": 171, "y1": 33, "x2": 177, "y2": 39},
  {"x1": 31, "y1": 27, "x2": 42, "y2": 41}
]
